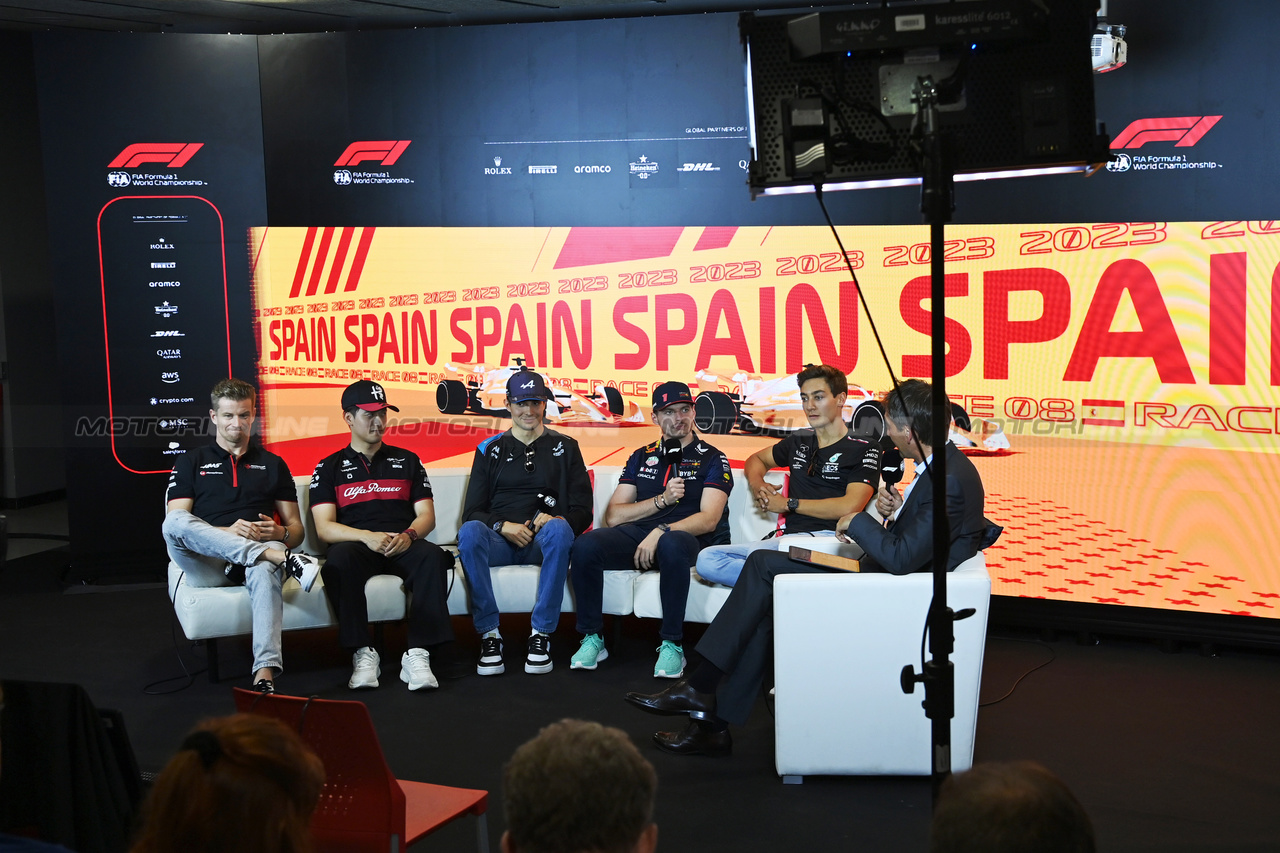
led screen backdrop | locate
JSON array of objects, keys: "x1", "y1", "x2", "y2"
[{"x1": 249, "y1": 223, "x2": 1280, "y2": 620}]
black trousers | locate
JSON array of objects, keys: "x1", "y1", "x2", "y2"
[
  {"x1": 695, "y1": 549, "x2": 825, "y2": 726},
  {"x1": 321, "y1": 539, "x2": 455, "y2": 652}
]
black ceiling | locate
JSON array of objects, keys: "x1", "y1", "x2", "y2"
[{"x1": 0, "y1": 0, "x2": 833, "y2": 33}]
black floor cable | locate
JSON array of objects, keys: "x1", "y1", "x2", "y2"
[
  {"x1": 143, "y1": 571, "x2": 208, "y2": 694},
  {"x1": 978, "y1": 636, "x2": 1056, "y2": 707}
]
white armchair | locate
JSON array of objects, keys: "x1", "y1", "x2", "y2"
[{"x1": 772, "y1": 552, "x2": 992, "y2": 781}]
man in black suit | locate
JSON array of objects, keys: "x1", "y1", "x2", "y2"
[{"x1": 625, "y1": 378, "x2": 1001, "y2": 756}]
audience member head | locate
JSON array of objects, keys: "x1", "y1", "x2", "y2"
[
  {"x1": 131, "y1": 713, "x2": 325, "y2": 853},
  {"x1": 796, "y1": 363, "x2": 848, "y2": 397},
  {"x1": 930, "y1": 760, "x2": 1096, "y2": 853},
  {"x1": 502, "y1": 719, "x2": 658, "y2": 853}
]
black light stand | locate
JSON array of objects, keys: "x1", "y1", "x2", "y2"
[{"x1": 897, "y1": 76, "x2": 977, "y2": 800}]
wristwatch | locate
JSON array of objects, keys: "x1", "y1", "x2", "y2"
[
  {"x1": 404, "y1": 528, "x2": 418, "y2": 541},
  {"x1": 658, "y1": 523, "x2": 671, "y2": 533},
  {"x1": 787, "y1": 497, "x2": 799, "y2": 512}
]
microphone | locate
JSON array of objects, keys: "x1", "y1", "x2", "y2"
[
  {"x1": 881, "y1": 446, "x2": 905, "y2": 490},
  {"x1": 527, "y1": 489, "x2": 560, "y2": 530},
  {"x1": 661, "y1": 438, "x2": 683, "y2": 503}
]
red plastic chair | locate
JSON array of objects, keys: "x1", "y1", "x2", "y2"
[{"x1": 232, "y1": 688, "x2": 489, "y2": 853}]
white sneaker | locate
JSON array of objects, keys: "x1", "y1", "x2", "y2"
[
  {"x1": 285, "y1": 552, "x2": 321, "y2": 592},
  {"x1": 348, "y1": 646, "x2": 380, "y2": 689},
  {"x1": 400, "y1": 648, "x2": 438, "y2": 691}
]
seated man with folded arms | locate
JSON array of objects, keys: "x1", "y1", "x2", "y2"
[
  {"x1": 569, "y1": 382, "x2": 733, "y2": 678},
  {"x1": 457, "y1": 369, "x2": 593, "y2": 676},
  {"x1": 625, "y1": 379, "x2": 1001, "y2": 756},
  {"x1": 696, "y1": 363, "x2": 879, "y2": 587},
  {"x1": 502, "y1": 719, "x2": 658, "y2": 853},
  {"x1": 310, "y1": 380, "x2": 455, "y2": 692},
  {"x1": 162, "y1": 378, "x2": 319, "y2": 694}
]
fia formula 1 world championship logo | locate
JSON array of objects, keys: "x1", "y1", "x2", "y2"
[{"x1": 107, "y1": 143, "x2": 204, "y2": 187}]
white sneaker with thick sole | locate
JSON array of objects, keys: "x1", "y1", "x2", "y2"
[
  {"x1": 400, "y1": 648, "x2": 438, "y2": 691},
  {"x1": 348, "y1": 646, "x2": 380, "y2": 689}
]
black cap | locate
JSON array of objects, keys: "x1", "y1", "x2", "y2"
[
  {"x1": 342, "y1": 380, "x2": 399, "y2": 412},
  {"x1": 506, "y1": 370, "x2": 553, "y2": 403},
  {"x1": 651, "y1": 382, "x2": 694, "y2": 411}
]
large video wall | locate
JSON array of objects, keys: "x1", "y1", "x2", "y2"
[{"x1": 33, "y1": 2, "x2": 1280, "y2": 631}]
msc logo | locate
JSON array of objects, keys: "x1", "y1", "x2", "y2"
[
  {"x1": 1110, "y1": 116, "x2": 1221, "y2": 149},
  {"x1": 333, "y1": 169, "x2": 352, "y2": 185},
  {"x1": 334, "y1": 141, "x2": 411, "y2": 167},
  {"x1": 108, "y1": 143, "x2": 204, "y2": 169}
]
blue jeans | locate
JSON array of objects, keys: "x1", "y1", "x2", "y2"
[
  {"x1": 457, "y1": 518, "x2": 574, "y2": 635},
  {"x1": 696, "y1": 531, "x2": 839, "y2": 587},
  {"x1": 162, "y1": 509, "x2": 285, "y2": 676}
]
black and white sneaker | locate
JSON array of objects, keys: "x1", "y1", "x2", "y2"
[
  {"x1": 253, "y1": 678, "x2": 275, "y2": 694},
  {"x1": 284, "y1": 551, "x2": 321, "y2": 593},
  {"x1": 525, "y1": 632, "x2": 552, "y2": 675},
  {"x1": 477, "y1": 634, "x2": 505, "y2": 676}
]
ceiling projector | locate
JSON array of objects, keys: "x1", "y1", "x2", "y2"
[{"x1": 1092, "y1": 22, "x2": 1127, "y2": 72}]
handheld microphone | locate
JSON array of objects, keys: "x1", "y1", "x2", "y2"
[
  {"x1": 881, "y1": 446, "x2": 905, "y2": 490},
  {"x1": 661, "y1": 438, "x2": 683, "y2": 503},
  {"x1": 527, "y1": 489, "x2": 560, "y2": 530}
]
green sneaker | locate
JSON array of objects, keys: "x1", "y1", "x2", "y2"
[
  {"x1": 570, "y1": 633, "x2": 608, "y2": 670},
  {"x1": 654, "y1": 641, "x2": 685, "y2": 679}
]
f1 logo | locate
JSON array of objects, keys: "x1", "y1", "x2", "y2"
[
  {"x1": 334, "y1": 141, "x2": 411, "y2": 167},
  {"x1": 108, "y1": 143, "x2": 204, "y2": 168},
  {"x1": 1110, "y1": 116, "x2": 1221, "y2": 149}
]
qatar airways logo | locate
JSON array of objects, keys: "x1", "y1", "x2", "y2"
[{"x1": 342, "y1": 481, "x2": 401, "y2": 499}]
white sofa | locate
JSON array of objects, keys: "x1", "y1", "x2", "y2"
[
  {"x1": 168, "y1": 465, "x2": 783, "y2": 681},
  {"x1": 772, "y1": 551, "x2": 993, "y2": 781}
]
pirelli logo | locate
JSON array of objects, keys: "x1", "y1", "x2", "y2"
[
  {"x1": 289, "y1": 226, "x2": 377, "y2": 298},
  {"x1": 108, "y1": 143, "x2": 204, "y2": 168},
  {"x1": 1110, "y1": 116, "x2": 1221, "y2": 150},
  {"x1": 334, "y1": 141, "x2": 411, "y2": 167}
]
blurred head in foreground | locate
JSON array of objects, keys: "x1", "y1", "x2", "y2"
[
  {"x1": 503, "y1": 719, "x2": 658, "y2": 853},
  {"x1": 131, "y1": 713, "x2": 324, "y2": 853},
  {"x1": 931, "y1": 760, "x2": 1096, "y2": 853}
]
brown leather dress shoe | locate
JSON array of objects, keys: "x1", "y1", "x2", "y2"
[
  {"x1": 624, "y1": 679, "x2": 717, "y2": 716},
  {"x1": 654, "y1": 719, "x2": 732, "y2": 757}
]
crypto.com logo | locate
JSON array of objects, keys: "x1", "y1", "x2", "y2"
[
  {"x1": 1110, "y1": 116, "x2": 1221, "y2": 149},
  {"x1": 108, "y1": 143, "x2": 204, "y2": 168},
  {"x1": 334, "y1": 141, "x2": 411, "y2": 167}
]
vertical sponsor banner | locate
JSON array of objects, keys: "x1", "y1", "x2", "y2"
[
  {"x1": 252, "y1": 222, "x2": 1280, "y2": 622},
  {"x1": 35, "y1": 33, "x2": 267, "y2": 575}
]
